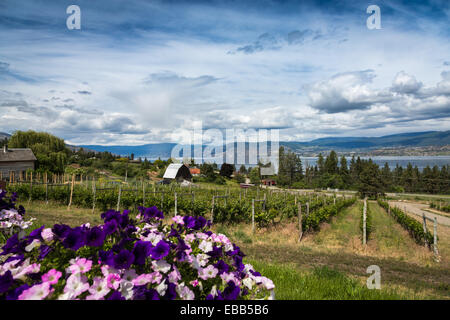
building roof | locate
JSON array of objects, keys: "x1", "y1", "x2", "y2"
[
  {"x1": 0, "y1": 148, "x2": 37, "y2": 162},
  {"x1": 260, "y1": 165, "x2": 275, "y2": 176},
  {"x1": 189, "y1": 168, "x2": 201, "y2": 175},
  {"x1": 163, "y1": 163, "x2": 185, "y2": 179}
]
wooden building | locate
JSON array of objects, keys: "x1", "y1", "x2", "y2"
[
  {"x1": 162, "y1": 163, "x2": 192, "y2": 183},
  {"x1": 0, "y1": 145, "x2": 37, "y2": 179}
]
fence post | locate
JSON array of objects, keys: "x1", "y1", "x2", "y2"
[
  {"x1": 263, "y1": 193, "x2": 266, "y2": 211},
  {"x1": 174, "y1": 192, "x2": 178, "y2": 215},
  {"x1": 45, "y1": 172, "x2": 48, "y2": 204},
  {"x1": 92, "y1": 177, "x2": 96, "y2": 214},
  {"x1": 252, "y1": 199, "x2": 255, "y2": 234},
  {"x1": 117, "y1": 184, "x2": 122, "y2": 211},
  {"x1": 142, "y1": 182, "x2": 146, "y2": 207},
  {"x1": 68, "y1": 174, "x2": 75, "y2": 210},
  {"x1": 433, "y1": 217, "x2": 439, "y2": 260},
  {"x1": 211, "y1": 196, "x2": 215, "y2": 224},
  {"x1": 422, "y1": 213, "x2": 428, "y2": 247},
  {"x1": 298, "y1": 203, "x2": 303, "y2": 242},
  {"x1": 28, "y1": 171, "x2": 33, "y2": 203},
  {"x1": 363, "y1": 198, "x2": 367, "y2": 245}
]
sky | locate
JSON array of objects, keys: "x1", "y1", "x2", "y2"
[{"x1": 0, "y1": 0, "x2": 449, "y2": 146}]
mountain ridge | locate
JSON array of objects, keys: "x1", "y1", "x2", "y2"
[{"x1": 78, "y1": 130, "x2": 450, "y2": 158}]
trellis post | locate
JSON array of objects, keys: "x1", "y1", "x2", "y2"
[
  {"x1": 211, "y1": 196, "x2": 215, "y2": 224},
  {"x1": 298, "y1": 203, "x2": 303, "y2": 242},
  {"x1": 45, "y1": 172, "x2": 48, "y2": 204},
  {"x1": 252, "y1": 199, "x2": 255, "y2": 234},
  {"x1": 117, "y1": 184, "x2": 122, "y2": 211},
  {"x1": 433, "y1": 217, "x2": 439, "y2": 259},
  {"x1": 174, "y1": 192, "x2": 178, "y2": 215},
  {"x1": 363, "y1": 198, "x2": 367, "y2": 245},
  {"x1": 68, "y1": 174, "x2": 75, "y2": 210},
  {"x1": 142, "y1": 181, "x2": 146, "y2": 206},
  {"x1": 422, "y1": 213, "x2": 428, "y2": 247},
  {"x1": 92, "y1": 177, "x2": 96, "y2": 214}
]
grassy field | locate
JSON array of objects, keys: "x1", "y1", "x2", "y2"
[
  {"x1": 13, "y1": 198, "x2": 450, "y2": 300},
  {"x1": 214, "y1": 202, "x2": 450, "y2": 299}
]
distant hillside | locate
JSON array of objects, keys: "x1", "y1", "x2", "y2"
[
  {"x1": 79, "y1": 130, "x2": 450, "y2": 159},
  {"x1": 79, "y1": 143, "x2": 177, "y2": 159},
  {"x1": 0, "y1": 132, "x2": 11, "y2": 140},
  {"x1": 282, "y1": 131, "x2": 450, "y2": 150}
]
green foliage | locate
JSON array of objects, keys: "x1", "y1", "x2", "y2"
[
  {"x1": 8, "y1": 130, "x2": 70, "y2": 173},
  {"x1": 377, "y1": 199, "x2": 433, "y2": 245},
  {"x1": 248, "y1": 167, "x2": 260, "y2": 184}
]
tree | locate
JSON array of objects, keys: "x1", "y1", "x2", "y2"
[
  {"x1": 339, "y1": 155, "x2": 350, "y2": 187},
  {"x1": 277, "y1": 146, "x2": 303, "y2": 186},
  {"x1": 324, "y1": 151, "x2": 339, "y2": 175},
  {"x1": 248, "y1": 167, "x2": 260, "y2": 184},
  {"x1": 219, "y1": 163, "x2": 235, "y2": 178},
  {"x1": 358, "y1": 159, "x2": 384, "y2": 198},
  {"x1": 380, "y1": 163, "x2": 393, "y2": 191},
  {"x1": 200, "y1": 163, "x2": 216, "y2": 182},
  {"x1": 8, "y1": 130, "x2": 70, "y2": 173},
  {"x1": 238, "y1": 164, "x2": 247, "y2": 175},
  {"x1": 317, "y1": 153, "x2": 325, "y2": 175}
]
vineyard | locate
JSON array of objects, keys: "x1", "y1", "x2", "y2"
[
  {"x1": 378, "y1": 199, "x2": 434, "y2": 245},
  {"x1": 5, "y1": 179, "x2": 355, "y2": 233}
]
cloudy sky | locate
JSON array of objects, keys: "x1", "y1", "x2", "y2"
[{"x1": 0, "y1": 0, "x2": 449, "y2": 146}]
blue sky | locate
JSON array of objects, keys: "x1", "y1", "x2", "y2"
[{"x1": 0, "y1": 0, "x2": 449, "y2": 145}]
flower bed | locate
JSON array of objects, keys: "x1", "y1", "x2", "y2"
[
  {"x1": 0, "y1": 201, "x2": 275, "y2": 300},
  {"x1": 0, "y1": 190, "x2": 35, "y2": 242}
]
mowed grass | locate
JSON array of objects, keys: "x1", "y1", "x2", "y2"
[
  {"x1": 23, "y1": 200, "x2": 104, "y2": 230},
  {"x1": 247, "y1": 260, "x2": 406, "y2": 300}
]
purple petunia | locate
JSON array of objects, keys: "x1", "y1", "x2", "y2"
[
  {"x1": 108, "y1": 291, "x2": 126, "y2": 300},
  {"x1": 86, "y1": 226, "x2": 106, "y2": 247},
  {"x1": 103, "y1": 219, "x2": 118, "y2": 235},
  {"x1": 214, "y1": 260, "x2": 230, "y2": 275},
  {"x1": 133, "y1": 240, "x2": 152, "y2": 265},
  {"x1": 52, "y1": 224, "x2": 71, "y2": 239},
  {"x1": 149, "y1": 240, "x2": 170, "y2": 260},
  {"x1": 0, "y1": 271, "x2": 13, "y2": 293},
  {"x1": 222, "y1": 281, "x2": 240, "y2": 300},
  {"x1": 113, "y1": 249, "x2": 135, "y2": 269},
  {"x1": 62, "y1": 229, "x2": 85, "y2": 251},
  {"x1": 38, "y1": 245, "x2": 52, "y2": 260},
  {"x1": 99, "y1": 249, "x2": 114, "y2": 266}
]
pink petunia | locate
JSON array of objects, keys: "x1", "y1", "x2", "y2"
[
  {"x1": 106, "y1": 273, "x2": 122, "y2": 290},
  {"x1": 18, "y1": 282, "x2": 52, "y2": 300},
  {"x1": 42, "y1": 269, "x2": 62, "y2": 285},
  {"x1": 68, "y1": 257, "x2": 92, "y2": 274}
]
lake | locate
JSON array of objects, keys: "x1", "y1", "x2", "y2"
[{"x1": 300, "y1": 156, "x2": 450, "y2": 171}]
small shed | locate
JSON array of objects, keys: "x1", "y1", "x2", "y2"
[
  {"x1": 162, "y1": 163, "x2": 192, "y2": 183},
  {"x1": 0, "y1": 146, "x2": 37, "y2": 179}
]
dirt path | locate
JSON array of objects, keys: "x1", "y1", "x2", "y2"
[{"x1": 389, "y1": 201, "x2": 450, "y2": 226}]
